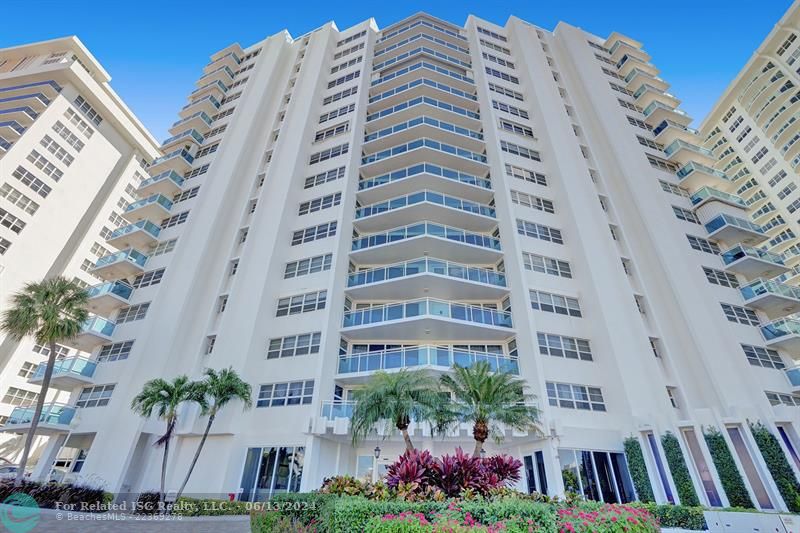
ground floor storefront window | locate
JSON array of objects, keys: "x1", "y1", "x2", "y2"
[
  {"x1": 558, "y1": 448, "x2": 635, "y2": 503},
  {"x1": 239, "y1": 446, "x2": 304, "y2": 501}
]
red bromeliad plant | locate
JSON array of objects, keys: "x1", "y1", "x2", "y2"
[
  {"x1": 482, "y1": 454, "x2": 523, "y2": 489},
  {"x1": 436, "y1": 448, "x2": 486, "y2": 497},
  {"x1": 386, "y1": 449, "x2": 437, "y2": 491}
]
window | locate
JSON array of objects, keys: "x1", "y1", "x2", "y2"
[
  {"x1": 637, "y1": 135, "x2": 663, "y2": 151},
  {"x1": 0, "y1": 208, "x2": 25, "y2": 234},
  {"x1": 477, "y1": 26, "x2": 507, "y2": 42},
  {"x1": 132, "y1": 268, "x2": 165, "y2": 289},
  {"x1": 32, "y1": 343, "x2": 70, "y2": 357},
  {"x1": 305, "y1": 167, "x2": 345, "y2": 188},
  {"x1": 161, "y1": 211, "x2": 189, "y2": 228},
  {"x1": 488, "y1": 82, "x2": 523, "y2": 101},
  {"x1": 0, "y1": 238, "x2": 9, "y2": 255},
  {"x1": 483, "y1": 52, "x2": 514, "y2": 69},
  {"x1": 319, "y1": 103, "x2": 355, "y2": 123},
  {"x1": 721, "y1": 303, "x2": 760, "y2": 326},
  {"x1": 309, "y1": 143, "x2": 348, "y2": 165},
  {"x1": 217, "y1": 295, "x2": 228, "y2": 313},
  {"x1": 257, "y1": 380, "x2": 314, "y2": 407},
  {"x1": 152, "y1": 239, "x2": 178, "y2": 256},
  {"x1": 492, "y1": 100, "x2": 528, "y2": 119},
  {"x1": 17, "y1": 362, "x2": 37, "y2": 379},
  {"x1": 323, "y1": 86, "x2": 358, "y2": 105},
  {"x1": 530, "y1": 289, "x2": 581, "y2": 317},
  {"x1": 173, "y1": 186, "x2": 200, "y2": 203},
  {"x1": 284, "y1": 253, "x2": 333, "y2": 278},
  {"x1": 778, "y1": 183, "x2": 798, "y2": 200},
  {"x1": 501, "y1": 141, "x2": 540, "y2": 161},
  {"x1": 0, "y1": 183, "x2": 39, "y2": 215},
  {"x1": 39, "y1": 135, "x2": 75, "y2": 165},
  {"x1": 703, "y1": 266, "x2": 739, "y2": 288},
  {"x1": 64, "y1": 109, "x2": 94, "y2": 138},
  {"x1": 647, "y1": 155, "x2": 678, "y2": 172},
  {"x1": 76, "y1": 384, "x2": 114, "y2": 408},
  {"x1": 687, "y1": 235, "x2": 720, "y2": 255},
  {"x1": 116, "y1": 303, "x2": 149, "y2": 324},
  {"x1": 523, "y1": 252, "x2": 571, "y2": 278},
  {"x1": 485, "y1": 67, "x2": 519, "y2": 84},
  {"x1": 12, "y1": 166, "x2": 52, "y2": 197},
  {"x1": 314, "y1": 122, "x2": 349, "y2": 142},
  {"x1": 766, "y1": 391, "x2": 800, "y2": 407},
  {"x1": 546, "y1": 382, "x2": 605, "y2": 411},
  {"x1": 511, "y1": 190, "x2": 554, "y2": 213},
  {"x1": 267, "y1": 332, "x2": 322, "y2": 359},
  {"x1": 97, "y1": 341, "x2": 134, "y2": 362},
  {"x1": 659, "y1": 180, "x2": 688, "y2": 197},
  {"x1": 505, "y1": 164, "x2": 546, "y2": 186},
  {"x1": 73, "y1": 95, "x2": 103, "y2": 126},
  {"x1": 330, "y1": 55, "x2": 362, "y2": 74},
  {"x1": 185, "y1": 164, "x2": 210, "y2": 179},
  {"x1": 516, "y1": 219, "x2": 563, "y2": 244},
  {"x1": 627, "y1": 115, "x2": 651, "y2": 130},
  {"x1": 742, "y1": 344, "x2": 784, "y2": 369},
  {"x1": 537, "y1": 333, "x2": 592, "y2": 361},
  {"x1": 481, "y1": 39, "x2": 511, "y2": 55},
  {"x1": 327, "y1": 70, "x2": 360, "y2": 89},
  {"x1": 298, "y1": 192, "x2": 341, "y2": 215},
  {"x1": 276, "y1": 290, "x2": 327, "y2": 316},
  {"x1": 291, "y1": 221, "x2": 337, "y2": 245},
  {"x1": 3, "y1": 387, "x2": 38, "y2": 406},
  {"x1": 751, "y1": 147, "x2": 768, "y2": 164},
  {"x1": 672, "y1": 206, "x2": 700, "y2": 224},
  {"x1": 26, "y1": 150, "x2": 63, "y2": 181},
  {"x1": 500, "y1": 119, "x2": 534, "y2": 138},
  {"x1": 195, "y1": 143, "x2": 219, "y2": 159}
]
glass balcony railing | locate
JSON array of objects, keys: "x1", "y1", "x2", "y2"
[
  {"x1": 368, "y1": 96, "x2": 480, "y2": 124},
  {"x1": 642, "y1": 100, "x2": 688, "y2": 119},
  {"x1": 31, "y1": 357, "x2": 97, "y2": 382},
  {"x1": 321, "y1": 401, "x2": 356, "y2": 420},
  {"x1": 189, "y1": 80, "x2": 228, "y2": 98},
  {"x1": 652, "y1": 119, "x2": 699, "y2": 138},
  {"x1": 139, "y1": 171, "x2": 184, "y2": 191},
  {"x1": 786, "y1": 367, "x2": 800, "y2": 387},
  {"x1": 376, "y1": 19, "x2": 467, "y2": 45},
  {"x1": 171, "y1": 111, "x2": 212, "y2": 129},
  {"x1": 150, "y1": 149, "x2": 194, "y2": 168},
  {"x1": 373, "y1": 46, "x2": 472, "y2": 71},
  {"x1": 371, "y1": 61, "x2": 474, "y2": 87},
  {"x1": 352, "y1": 221, "x2": 501, "y2": 252},
  {"x1": 690, "y1": 187, "x2": 747, "y2": 208},
  {"x1": 0, "y1": 106, "x2": 38, "y2": 119},
  {"x1": 624, "y1": 68, "x2": 664, "y2": 84},
  {"x1": 109, "y1": 219, "x2": 161, "y2": 241},
  {"x1": 369, "y1": 78, "x2": 478, "y2": 105},
  {"x1": 7, "y1": 403, "x2": 76, "y2": 427},
  {"x1": 664, "y1": 139, "x2": 713, "y2": 159},
  {"x1": 676, "y1": 161, "x2": 730, "y2": 183},
  {"x1": 161, "y1": 129, "x2": 204, "y2": 147},
  {"x1": 366, "y1": 116, "x2": 482, "y2": 144},
  {"x1": 338, "y1": 345, "x2": 518, "y2": 375},
  {"x1": 721, "y1": 244, "x2": 785, "y2": 267},
  {"x1": 0, "y1": 120, "x2": 26, "y2": 135},
  {"x1": 0, "y1": 92, "x2": 52, "y2": 106},
  {"x1": 94, "y1": 248, "x2": 148, "y2": 270},
  {"x1": 705, "y1": 213, "x2": 764, "y2": 237},
  {"x1": 348, "y1": 257, "x2": 506, "y2": 288},
  {"x1": 0, "y1": 80, "x2": 62, "y2": 96},
  {"x1": 761, "y1": 318, "x2": 800, "y2": 342},
  {"x1": 86, "y1": 280, "x2": 133, "y2": 301},
  {"x1": 342, "y1": 298, "x2": 513, "y2": 329},
  {"x1": 125, "y1": 194, "x2": 173, "y2": 214},
  {"x1": 208, "y1": 51, "x2": 241, "y2": 67},
  {"x1": 80, "y1": 315, "x2": 116, "y2": 338},
  {"x1": 0, "y1": 136, "x2": 11, "y2": 150},
  {"x1": 362, "y1": 138, "x2": 487, "y2": 166},
  {"x1": 181, "y1": 94, "x2": 220, "y2": 112},
  {"x1": 374, "y1": 32, "x2": 470, "y2": 59},
  {"x1": 359, "y1": 162, "x2": 491, "y2": 192},
  {"x1": 356, "y1": 190, "x2": 495, "y2": 220},
  {"x1": 198, "y1": 65, "x2": 235, "y2": 82},
  {"x1": 741, "y1": 278, "x2": 800, "y2": 302}
]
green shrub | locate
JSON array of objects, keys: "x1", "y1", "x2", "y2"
[
  {"x1": 0, "y1": 480, "x2": 107, "y2": 512},
  {"x1": 170, "y1": 497, "x2": 251, "y2": 516},
  {"x1": 624, "y1": 437, "x2": 655, "y2": 503},
  {"x1": 750, "y1": 422, "x2": 800, "y2": 512},
  {"x1": 661, "y1": 432, "x2": 700, "y2": 506},
  {"x1": 703, "y1": 427, "x2": 754, "y2": 509},
  {"x1": 637, "y1": 502, "x2": 707, "y2": 530},
  {"x1": 457, "y1": 497, "x2": 556, "y2": 529},
  {"x1": 251, "y1": 511, "x2": 313, "y2": 532},
  {"x1": 327, "y1": 497, "x2": 447, "y2": 532}
]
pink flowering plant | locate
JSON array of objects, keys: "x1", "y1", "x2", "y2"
[{"x1": 556, "y1": 504, "x2": 659, "y2": 533}]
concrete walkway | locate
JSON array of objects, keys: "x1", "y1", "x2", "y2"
[{"x1": 0, "y1": 504, "x2": 251, "y2": 532}]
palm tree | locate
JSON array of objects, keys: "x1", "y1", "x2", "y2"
[
  {"x1": 174, "y1": 367, "x2": 252, "y2": 501},
  {"x1": 438, "y1": 362, "x2": 540, "y2": 457},
  {"x1": 0, "y1": 277, "x2": 89, "y2": 486},
  {"x1": 130, "y1": 376, "x2": 206, "y2": 505},
  {"x1": 351, "y1": 369, "x2": 442, "y2": 452}
]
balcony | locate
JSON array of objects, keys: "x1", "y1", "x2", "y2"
[
  {"x1": 178, "y1": 94, "x2": 220, "y2": 120},
  {"x1": 0, "y1": 92, "x2": 51, "y2": 113},
  {"x1": 366, "y1": 96, "x2": 481, "y2": 133},
  {"x1": 617, "y1": 55, "x2": 659, "y2": 79},
  {"x1": 342, "y1": 298, "x2": 513, "y2": 341},
  {"x1": 721, "y1": 245, "x2": 789, "y2": 280},
  {"x1": 0, "y1": 106, "x2": 38, "y2": 126},
  {"x1": 161, "y1": 129, "x2": 204, "y2": 151},
  {"x1": 785, "y1": 367, "x2": 800, "y2": 393},
  {"x1": 320, "y1": 401, "x2": 355, "y2": 420},
  {"x1": 86, "y1": 281, "x2": 133, "y2": 316},
  {"x1": 664, "y1": 140, "x2": 715, "y2": 168},
  {"x1": 346, "y1": 257, "x2": 507, "y2": 300},
  {"x1": 740, "y1": 278, "x2": 800, "y2": 319},
  {"x1": 189, "y1": 80, "x2": 228, "y2": 102},
  {"x1": 357, "y1": 162, "x2": 492, "y2": 204},
  {"x1": 196, "y1": 65, "x2": 235, "y2": 88},
  {"x1": 0, "y1": 403, "x2": 76, "y2": 435},
  {"x1": 148, "y1": 149, "x2": 194, "y2": 176},
  {"x1": 354, "y1": 190, "x2": 495, "y2": 232},
  {"x1": 91, "y1": 248, "x2": 148, "y2": 280},
  {"x1": 169, "y1": 111, "x2": 213, "y2": 136},
  {"x1": 106, "y1": 220, "x2": 161, "y2": 250},
  {"x1": 137, "y1": 171, "x2": 184, "y2": 197},
  {"x1": 370, "y1": 61, "x2": 475, "y2": 94},
  {"x1": 624, "y1": 68, "x2": 669, "y2": 92},
  {"x1": 762, "y1": 318, "x2": 800, "y2": 351},
  {"x1": 676, "y1": 162, "x2": 732, "y2": 190},
  {"x1": 653, "y1": 120, "x2": 700, "y2": 146},
  {"x1": 66, "y1": 316, "x2": 115, "y2": 352},
  {"x1": 373, "y1": 46, "x2": 472, "y2": 75},
  {"x1": 704, "y1": 213, "x2": 767, "y2": 246},
  {"x1": 633, "y1": 84, "x2": 679, "y2": 110},
  {"x1": 122, "y1": 194, "x2": 172, "y2": 224},
  {"x1": 367, "y1": 78, "x2": 478, "y2": 115},
  {"x1": 360, "y1": 138, "x2": 488, "y2": 178},
  {"x1": 0, "y1": 120, "x2": 26, "y2": 138},
  {"x1": 337, "y1": 345, "x2": 519, "y2": 383},
  {"x1": 204, "y1": 51, "x2": 241, "y2": 74},
  {"x1": 690, "y1": 187, "x2": 747, "y2": 211},
  {"x1": 609, "y1": 40, "x2": 650, "y2": 64},
  {"x1": 642, "y1": 101, "x2": 691, "y2": 128},
  {"x1": 0, "y1": 80, "x2": 62, "y2": 101},
  {"x1": 0, "y1": 135, "x2": 11, "y2": 154},
  {"x1": 29, "y1": 357, "x2": 97, "y2": 390},
  {"x1": 351, "y1": 221, "x2": 502, "y2": 264},
  {"x1": 363, "y1": 115, "x2": 484, "y2": 152}
]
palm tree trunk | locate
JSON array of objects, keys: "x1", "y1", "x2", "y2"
[
  {"x1": 400, "y1": 428, "x2": 414, "y2": 452},
  {"x1": 174, "y1": 413, "x2": 214, "y2": 502},
  {"x1": 14, "y1": 341, "x2": 58, "y2": 486},
  {"x1": 473, "y1": 439, "x2": 484, "y2": 458},
  {"x1": 159, "y1": 422, "x2": 172, "y2": 510}
]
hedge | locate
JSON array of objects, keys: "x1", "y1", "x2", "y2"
[
  {"x1": 661, "y1": 431, "x2": 700, "y2": 506},
  {"x1": 0, "y1": 480, "x2": 110, "y2": 511},
  {"x1": 703, "y1": 427, "x2": 754, "y2": 509},
  {"x1": 636, "y1": 502, "x2": 707, "y2": 530},
  {"x1": 624, "y1": 436, "x2": 655, "y2": 503},
  {"x1": 749, "y1": 422, "x2": 800, "y2": 512}
]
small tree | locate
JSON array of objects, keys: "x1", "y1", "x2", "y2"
[
  {"x1": 130, "y1": 376, "x2": 206, "y2": 505},
  {"x1": 438, "y1": 362, "x2": 540, "y2": 457},
  {"x1": 174, "y1": 367, "x2": 252, "y2": 501},
  {"x1": 0, "y1": 277, "x2": 88, "y2": 486},
  {"x1": 351, "y1": 370, "x2": 442, "y2": 452}
]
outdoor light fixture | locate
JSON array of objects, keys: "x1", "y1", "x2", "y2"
[{"x1": 374, "y1": 446, "x2": 381, "y2": 459}]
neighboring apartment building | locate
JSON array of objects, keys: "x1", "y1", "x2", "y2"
[
  {"x1": 0, "y1": 37, "x2": 160, "y2": 465},
  {"x1": 4, "y1": 7, "x2": 800, "y2": 510}
]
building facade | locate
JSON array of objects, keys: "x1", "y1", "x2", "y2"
[
  {"x1": 4, "y1": 7, "x2": 800, "y2": 510},
  {"x1": 0, "y1": 37, "x2": 160, "y2": 465}
]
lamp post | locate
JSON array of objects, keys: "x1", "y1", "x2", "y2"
[{"x1": 372, "y1": 446, "x2": 381, "y2": 483}]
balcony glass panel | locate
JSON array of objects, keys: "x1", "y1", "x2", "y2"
[
  {"x1": 359, "y1": 162, "x2": 491, "y2": 192},
  {"x1": 172, "y1": 111, "x2": 212, "y2": 129},
  {"x1": 361, "y1": 138, "x2": 487, "y2": 165},
  {"x1": 86, "y1": 280, "x2": 133, "y2": 301},
  {"x1": 365, "y1": 116, "x2": 482, "y2": 143},
  {"x1": 676, "y1": 161, "x2": 730, "y2": 182},
  {"x1": 374, "y1": 32, "x2": 470, "y2": 58},
  {"x1": 94, "y1": 248, "x2": 148, "y2": 269},
  {"x1": 762, "y1": 318, "x2": 800, "y2": 342},
  {"x1": 373, "y1": 46, "x2": 471, "y2": 71},
  {"x1": 337, "y1": 345, "x2": 518, "y2": 374},
  {"x1": 741, "y1": 278, "x2": 800, "y2": 302},
  {"x1": 32, "y1": 357, "x2": 97, "y2": 381},
  {"x1": 721, "y1": 245, "x2": 785, "y2": 266},
  {"x1": 151, "y1": 149, "x2": 194, "y2": 167},
  {"x1": 369, "y1": 78, "x2": 477, "y2": 105},
  {"x1": 356, "y1": 190, "x2": 495, "y2": 219},
  {"x1": 7, "y1": 403, "x2": 76, "y2": 426},
  {"x1": 371, "y1": 61, "x2": 474, "y2": 87},
  {"x1": 352, "y1": 221, "x2": 501, "y2": 251},
  {"x1": 664, "y1": 140, "x2": 713, "y2": 158},
  {"x1": 139, "y1": 171, "x2": 185, "y2": 190},
  {"x1": 690, "y1": 187, "x2": 747, "y2": 208},
  {"x1": 705, "y1": 214, "x2": 763, "y2": 236},
  {"x1": 642, "y1": 100, "x2": 688, "y2": 119},
  {"x1": 161, "y1": 129, "x2": 205, "y2": 147},
  {"x1": 652, "y1": 119, "x2": 699, "y2": 138},
  {"x1": 348, "y1": 257, "x2": 506, "y2": 288},
  {"x1": 0, "y1": 106, "x2": 38, "y2": 119},
  {"x1": 81, "y1": 315, "x2": 116, "y2": 337},
  {"x1": 181, "y1": 94, "x2": 220, "y2": 112},
  {"x1": 320, "y1": 401, "x2": 355, "y2": 420},
  {"x1": 342, "y1": 298, "x2": 513, "y2": 328},
  {"x1": 125, "y1": 194, "x2": 173, "y2": 213}
]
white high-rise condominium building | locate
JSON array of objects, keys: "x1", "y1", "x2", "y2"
[
  {"x1": 0, "y1": 37, "x2": 159, "y2": 467},
  {"x1": 4, "y1": 7, "x2": 800, "y2": 510}
]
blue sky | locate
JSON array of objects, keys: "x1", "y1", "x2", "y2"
[{"x1": 2, "y1": 0, "x2": 792, "y2": 141}]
